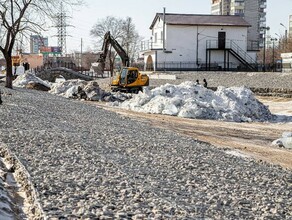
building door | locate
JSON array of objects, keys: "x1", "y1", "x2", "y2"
[
  {"x1": 218, "y1": 32, "x2": 226, "y2": 49},
  {"x1": 146, "y1": 55, "x2": 154, "y2": 71}
]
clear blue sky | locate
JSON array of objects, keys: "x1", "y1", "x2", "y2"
[{"x1": 48, "y1": 0, "x2": 292, "y2": 52}]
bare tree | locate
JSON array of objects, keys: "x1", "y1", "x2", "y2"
[
  {"x1": 122, "y1": 17, "x2": 141, "y2": 64},
  {"x1": 90, "y1": 16, "x2": 141, "y2": 70},
  {"x1": 257, "y1": 36, "x2": 292, "y2": 71},
  {"x1": 90, "y1": 16, "x2": 125, "y2": 46},
  {"x1": 81, "y1": 52, "x2": 99, "y2": 70},
  {"x1": 0, "y1": 0, "x2": 82, "y2": 89}
]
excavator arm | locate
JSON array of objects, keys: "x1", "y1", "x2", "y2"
[{"x1": 96, "y1": 31, "x2": 129, "y2": 73}]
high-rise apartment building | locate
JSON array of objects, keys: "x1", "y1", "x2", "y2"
[
  {"x1": 211, "y1": 0, "x2": 230, "y2": 15},
  {"x1": 30, "y1": 35, "x2": 49, "y2": 54},
  {"x1": 211, "y1": 0, "x2": 267, "y2": 50}
]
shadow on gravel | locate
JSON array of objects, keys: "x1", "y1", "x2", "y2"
[{"x1": 271, "y1": 115, "x2": 292, "y2": 123}]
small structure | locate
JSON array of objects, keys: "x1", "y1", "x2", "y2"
[
  {"x1": 21, "y1": 53, "x2": 44, "y2": 69},
  {"x1": 141, "y1": 13, "x2": 258, "y2": 72},
  {"x1": 281, "y1": 53, "x2": 292, "y2": 72}
]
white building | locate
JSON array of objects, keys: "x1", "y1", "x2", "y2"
[
  {"x1": 141, "y1": 13, "x2": 257, "y2": 72},
  {"x1": 281, "y1": 53, "x2": 292, "y2": 72}
]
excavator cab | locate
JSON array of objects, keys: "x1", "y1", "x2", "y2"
[
  {"x1": 111, "y1": 67, "x2": 149, "y2": 93},
  {"x1": 119, "y1": 68, "x2": 138, "y2": 85},
  {"x1": 119, "y1": 68, "x2": 127, "y2": 85}
]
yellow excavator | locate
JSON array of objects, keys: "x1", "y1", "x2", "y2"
[{"x1": 91, "y1": 31, "x2": 149, "y2": 93}]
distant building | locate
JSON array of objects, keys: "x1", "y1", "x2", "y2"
[
  {"x1": 211, "y1": 0, "x2": 230, "y2": 15},
  {"x1": 21, "y1": 53, "x2": 44, "y2": 69},
  {"x1": 289, "y1": 15, "x2": 292, "y2": 37},
  {"x1": 211, "y1": 0, "x2": 267, "y2": 50},
  {"x1": 72, "y1": 52, "x2": 99, "y2": 69},
  {"x1": 281, "y1": 53, "x2": 292, "y2": 72},
  {"x1": 30, "y1": 35, "x2": 48, "y2": 54}
]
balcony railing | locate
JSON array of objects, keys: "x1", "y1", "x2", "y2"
[{"x1": 140, "y1": 40, "x2": 163, "y2": 51}]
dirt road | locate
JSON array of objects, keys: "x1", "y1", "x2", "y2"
[{"x1": 95, "y1": 97, "x2": 292, "y2": 170}]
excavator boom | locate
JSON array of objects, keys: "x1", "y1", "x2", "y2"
[{"x1": 92, "y1": 31, "x2": 129, "y2": 74}]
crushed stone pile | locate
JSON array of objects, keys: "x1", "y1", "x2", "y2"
[
  {"x1": 116, "y1": 81, "x2": 273, "y2": 122},
  {"x1": 0, "y1": 87, "x2": 291, "y2": 219}
]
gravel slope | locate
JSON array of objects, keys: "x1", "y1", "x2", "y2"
[
  {"x1": 149, "y1": 71, "x2": 292, "y2": 89},
  {"x1": 0, "y1": 87, "x2": 291, "y2": 219}
]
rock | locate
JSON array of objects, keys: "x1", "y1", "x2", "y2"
[
  {"x1": 272, "y1": 132, "x2": 292, "y2": 149},
  {"x1": 25, "y1": 82, "x2": 50, "y2": 91},
  {"x1": 83, "y1": 81, "x2": 103, "y2": 101},
  {"x1": 280, "y1": 137, "x2": 292, "y2": 149},
  {"x1": 272, "y1": 139, "x2": 284, "y2": 148}
]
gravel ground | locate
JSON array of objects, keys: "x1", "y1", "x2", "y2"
[
  {"x1": 149, "y1": 71, "x2": 292, "y2": 89},
  {"x1": 0, "y1": 84, "x2": 291, "y2": 219},
  {"x1": 96, "y1": 71, "x2": 292, "y2": 93}
]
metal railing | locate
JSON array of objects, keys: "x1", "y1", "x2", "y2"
[
  {"x1": 206, "y1": 40, "x2": 257, "y2": 65},
  {"x1": 33, "y1": 64, "x2": 110, "y2": 79},
  {"x1": 229, "y1": 41, "x2": 257, "y2": 65},
  {"x1": 140, "y1": 40, "x2": 163, "y2": 51},
  {"x1": 154, "y1": 61, "x2": 239, "y2": 71}
]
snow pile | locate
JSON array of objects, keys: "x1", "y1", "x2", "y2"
[
  {"x1": 49, "y1": 79, "x2": 88, "y2": 98},
  {"x1": 13, "y1": 72, "x2": 51, "y2": 89},
  {"x1": 118, "y1": 81, "x2": 273, "y2": 122},
  {"x1": 272, "y1": 132, "x2": 292, "y2": 149},
  {"x1": 49, "y1": 79, "x2": 132, "y2": 102}
]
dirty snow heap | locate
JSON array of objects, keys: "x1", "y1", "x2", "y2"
[
  {"x1": 118, "y1": 81, "x2": 273, "y2": 122},
  {"x1": 13, "y1": 72, "x2": 51, "y2": 89}
]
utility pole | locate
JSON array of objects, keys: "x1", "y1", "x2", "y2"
[
  {"x1": 163, "y1": 7, "x2": 166, "y2": 52},
  {"x1": 262, "y1": 26, "x2": 270, "y2": 72},
  {"x1": 196, "y1": 25, "x2": 199, "y2": 67},
  {"x1": 280, "y1": 23, "x2": 288, "y2": 51},
  {"x1": 271, "y1": 38, "x2": 277, "y2": 72},
  {"x1": 80, "y1": 38, "x2": 83, "y2": 72}
]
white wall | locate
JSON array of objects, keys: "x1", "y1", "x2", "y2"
[
  {"x1": 148, "y1": 18, "x2": 252, "y2": 69},
  {"x1": 152, "y1": 17, "x2": 164, "y2": 48},
  {"x1": 162, "y1": 24, "x2": 248, "y2": 66}
]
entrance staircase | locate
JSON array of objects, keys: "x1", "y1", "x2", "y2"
[{"x1": 206, "y1": 40, "x2": 258, "y2": 71}]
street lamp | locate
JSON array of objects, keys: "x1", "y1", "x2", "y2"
[
  {"x1": 280, "y1": 23, "x2": 288, "y2": 47},
  {"x1": 275, "y1": 33, "x2": 281, "y2": 38},
  {"x1": 261, "y1": 26, "x2": 270, "y2": 72},
  {"x1": 271, "y1": 38, "x2": 278, "y2": 72}
]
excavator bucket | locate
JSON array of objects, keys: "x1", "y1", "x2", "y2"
[{"x1": 91, "y1": 62, "x2": 104, "y2": 75}]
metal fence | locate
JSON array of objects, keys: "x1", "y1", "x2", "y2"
[
  {"x1": 149, "y1": 61, "x2": 242, "y2": 72},
  {"x1": 141, "y1": 62, "x2": 283, "y2": 72}
]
